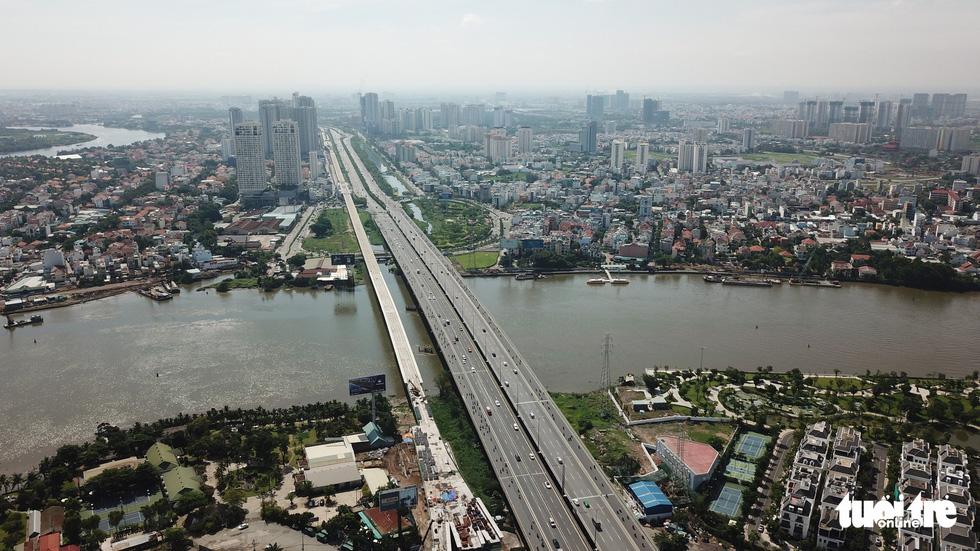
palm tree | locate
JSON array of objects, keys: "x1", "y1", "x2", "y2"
[
  {"x1": 0, "y1": 474, "x2": 7, "y2": 495},
  {"x1": 10, "y1": 473, "x2": 23, "y2": 492},
  {"x1": 264, "y1": 544, "x2": 284, "y2": 551}
]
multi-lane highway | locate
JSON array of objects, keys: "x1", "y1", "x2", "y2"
[{"x1": 330, "y1": 129, "x2": 657, "y2": 551}]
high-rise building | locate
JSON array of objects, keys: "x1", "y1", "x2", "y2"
[
  {"x1": 586, "y1": 94, "x2": 604, "y2": 118},
  {"x1": 462, "y1": 104, "x2": 486, "y2": 126},
  {"x1": 898, "y1": 126, "x2": 969, "y2": 151},
  {"x1": 290, "y1": 95, "x2": 318, "y2": 158},
  {"x1": 399, "y1": 109, "x2": 416, "y2": 133},
  {"x1": 828, "y1": 123, "x2": 872, "y2": 144},
  {"x1": 440, "y1": 103, "x2": 461, "y2": 129},
  {"x1": 895, "y1": 99, "x2": 912, "y2": 131},
  {"x1": 816, "y1": 101, "x2": 829, "y2": 126},
  {"x1": 677, "y1": 141, "x2": 708, "y2": 174},
  {"x1": 911, "y1": 93, "x2": 930, "y2": 118},
  {"x1": 742, "y1": 128, "x2": 756, "y2": 151},
  {"x1": 360, "y1": 93, "x2": 380, "y2": 133},
  {"x1": 604, "y1": 121, "x2": 617, "y2": 134},
  {"x1": 642, "y1": 98, "x2": 668, "y2": 124},
  {"x1": 798, "y1": 101, "x2": 818, "y2": 123},
  {"x1": 272, "y1": 120, "x2": 302, "y2": 187},
  {"x1": 610, "y1": 140, "x2": 626, "y2": 171},
  {"x1": 858, "y1": 101, "x2": 876, "y2": 124},
  {"x1": 484, "y1": 128, "x2": 512, "y2": 163},
  {"x1": 259, "y1": 99, "x2": 285, "y2": 156},
  {"x1": 416, "y1": 108, "x2": 433, "y2": 131},
  {"x1": 875, "y1": 101, "x2": 893, "y2": 130},
  {"x1": 309, "y1": 150, "x2": 320, "y2": 181},
  {"x1": 771, "y1": 120, "x2": 809, "y2": 139},
  {"x1": 578, "y1": 121, "x2": 598, "y2": 154},
  {"x1": 228, "y1": 107, "x2": 243, "y2": 155},
  {"x1": 716, "y1": 117, "x2": 730, "y2": 133},
  {"x1": 827, "y1": 101, "x2": 844, "y2": 124},
  {"x1": 961, "y1": 154, "x2": 980, "y2": 175},
  {"x1": 636, "y1": 142, "x2": 649, "y2": 173},
  {"x1": 234, "y1": 121, "x2": 266, "y2": 197},
  {"x1": 517, "y1": 126, "x2": 533, "y2": 154},
  {"x1": 493, "y1": 107, "x2": 505, "y2": 127},
  {"x1": 615, "y1": 90, "x2": 630, "y2": 112}
]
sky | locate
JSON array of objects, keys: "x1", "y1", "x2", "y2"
[{"x1": 2, "y1": 0, "x2": 979, "y2": 97}]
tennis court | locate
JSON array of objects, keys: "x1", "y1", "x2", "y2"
[
  {"x1": 92, "y1": 493, "x2": 152, "y2": 516},
  {"x1": 735, "y1": 432, "x2": 770, "y2": 460},
  {"x1": 709, "y1": 484, "x2": 743, "y2": 517},
  {"x1": 724, "y1": 459, "x2": 757, "y2": 484},
  {"x1": 98, "y1": 511, "x2": 145, "y2": 532}
]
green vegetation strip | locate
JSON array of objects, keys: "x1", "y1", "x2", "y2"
[
  {"x1": 350, "y1": 137, "x2": 395, "y2": 197},
  {"x1": 412, "y1": 199, "x2": 493, "y2": 250},
  {"x1": 428, "y1": 394, "x2": 504, "y2": 513},
  {"x1": 0, "y1": 127, "x2": 96, "y2": 153}
]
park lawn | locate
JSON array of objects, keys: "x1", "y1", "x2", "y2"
[
  {"x1": 742, "y1": 152, "x2": 822, "y2": 164},
  {"x1": 454, "y1": 251, "x2": 498, "y2": 270},
  {"x1": 302, "y1": 208, "x2": 360, "y2": 253}
]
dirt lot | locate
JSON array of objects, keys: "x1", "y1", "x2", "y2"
[{"x1": 631, "y1": 421, "x2": 736, "y2": 450}]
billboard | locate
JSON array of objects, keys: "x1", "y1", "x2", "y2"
[
  {"x1": 349, "y1": 374, "x2": 386, "y2": 396},
  {"x1": 378, "y1": 486, "x2": 419, "y2": 512},
  {"x1": 499, "y1": 238, "x2": 520, "y2": 250},
  {"x1": 331, "y1": 254, "x2": 355, "y2": 266}
]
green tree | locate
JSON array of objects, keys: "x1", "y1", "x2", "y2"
[
  {"x1": 287, "y1": 253, "x2": 307, "y2": 269},
  {"x1": 163, "y1": 527, "x2": 192, "y2": 551},
  {"x1": 107, "y1": 509, "x2": 125, "y2": 533}
]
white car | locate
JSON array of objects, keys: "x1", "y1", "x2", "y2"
[
  {"x1": 513, "y1": 423, "x2": 519, "y2": 430},
  {"x1": 238, "y1": 523, "x2": 249, "y2": 530},
  {"x1": 530, "y1": 412, "x2": 535, "y2": 419},
  {"x1": 495, "y1": 400, "x2": 501, "y2": 407},
  {"x1": 545, "y1": 481, "x2": 552, "y2": 489}
]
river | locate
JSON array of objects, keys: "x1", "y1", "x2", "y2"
[
  {"x1": 0, "y1": 269, "x2": 443, "y2": 475},
  {"x1": 467, "y1": 273, "x2": 980, "y2": 386},
  {"x1": 1, "y1": 124, "x2": 166, "y2": 157},
  {"x1": 2, "y1": 268, "x2": 978, "y2": 474}
]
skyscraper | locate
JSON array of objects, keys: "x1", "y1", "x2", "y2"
[
  {"x1": 416, "y1": 108, "x2": 433, "y2": 131},
  {"x1": 911, "y1": 93, "x2": 930, "y2": 118},
  {"x1": 642, "y1": 99, "x2": 668, "y2": 124},
  {"x1": 228, "y1": 107, "x2": 243, "y2": 155},
  {"x1": 259, "y1": 99, "x2": 285, "y2": 156},
  {"x1": 234, "y1": 122, "x2": 266, "y2": 198},
  {"x1": 579, "y1": 121, "x2": 598, "y2": 154},
  {"x1": 586, "y1": 94, "x2": 604, "y2": 118},
  {"x1": 895, "y1": 100, "x2": 912, "y2": 132},
  {"x1": 272, "y1": 120, "x2": 302, "y2": 187},
  {"x1": 875, "y1": 101, "x2": 893, "y2": 130},
  {"x1": 360, "y1": 93, "x2": 380, "y2": 133},
  {"x1": 615, "y1": 90, "x2": 630, "y2": 112},
  {"x1": 517, "y1": 126, "x2": 533, "y2": 154},
  {"x1": 827, "y1": 101, "x2": 844, "y2": 124},
  {"x1": 462, "y1": 104, "x2": 486, "y2": 126},
  {"x1": 742, "y1": 128, "x2": 756, "y2": 151},
  {"x1": 636, "y1": 142, "x2": 649, "y2": 173},
  {"x1": 291, "y1": 94, "x2": 318, "y2": 158},
  {"x1": 858, "y1": 101, "x2": 876, "y2": 124},
  {"x1": 610, "y1": 140, "x2": 626, "y2": 171},
  {"x1": 440, "y1": 103, "x2": 461, "y2": 129}
]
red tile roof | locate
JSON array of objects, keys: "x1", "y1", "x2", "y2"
[{"x1": 658, "y1": 435, "x2": 717, "y2": 475}]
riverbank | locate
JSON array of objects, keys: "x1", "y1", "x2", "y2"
[{"x1": 0, "y1": 127, "x2": 96, "y2": 153}]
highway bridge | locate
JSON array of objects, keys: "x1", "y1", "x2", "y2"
[{"x1": 330, "y1": 129, "x2": 658, "y2": 551}]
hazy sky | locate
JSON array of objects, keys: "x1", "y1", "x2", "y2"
[{"x1": 3, "y1": 0, "x2": 979, "y2": 96}]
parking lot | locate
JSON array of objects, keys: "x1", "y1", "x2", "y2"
[{"x1": 195, "y1": 521, "x2": 339, "y2": 551}]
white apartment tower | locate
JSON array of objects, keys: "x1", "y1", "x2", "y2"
[
  {"x1": 272, "y1": 120, "x2": 302, "y2": 187},
  {"x1": 610, "y1": 139, "x2": 626, "y2": 171},
  {"x1": 636, "y1": 142, "x2": 649, "y2": 173},
  {"x1": 517, "y1": 126, "x2": 533, "y2": 154},
  {"x1": 234, "y1": 122, "x2": 267, "y2": 197}
]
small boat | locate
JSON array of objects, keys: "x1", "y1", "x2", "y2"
[
  {"x1": 515, "y1": 273, "x2": 542, "y2": 280},
  {"x1": 4, "y1": 314, "x2": 43, "y2": 329},
  {"x1": 587, "y1": 278, "x2": 608, "y2": 285},
  {"x1": 790, "y1": 279, "x2": 841, "y2": 288},
  {"x1": 609, "y1": 278, "x2": 630, "y2": 285},
  {"x1": 166, "y1": 281, "x2": 181, "y2": 293},
  {"x1": 703, "y1": 274, "x2": 723, "y2": 283}
]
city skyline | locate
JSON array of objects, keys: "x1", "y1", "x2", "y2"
[{"x1": 2, "y1": 0, "x2": 980, "y2": 95}]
